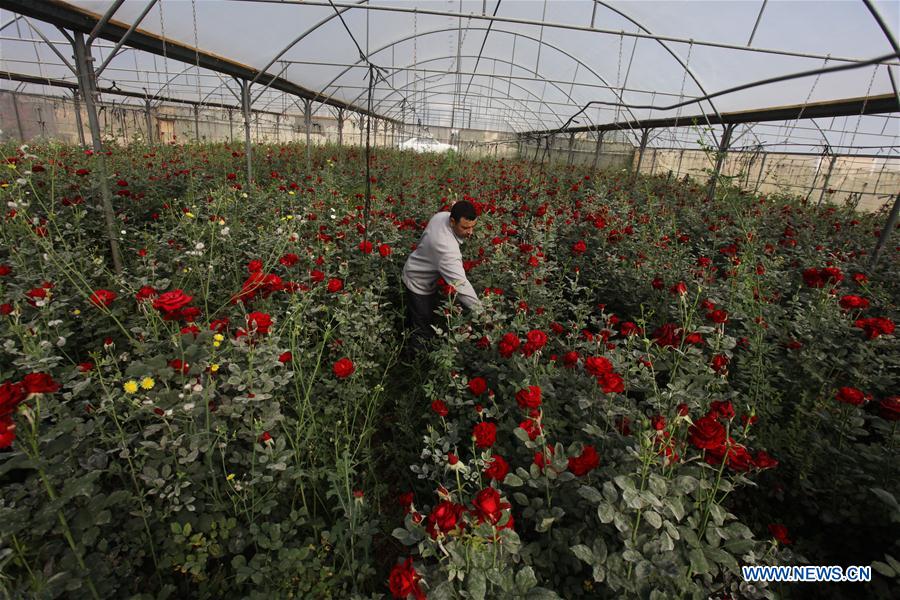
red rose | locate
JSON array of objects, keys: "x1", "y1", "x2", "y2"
[
  {"x1": 248, "y1": 259, "x2": 263, "y2": 273},
  {"x1": 711, "y1": 354, "x2": 729, "y2": 374},
  {"x1": 0, "y1": 303, "x2": 12, "y2": 315},
  {"x1": 561, "y1": 351, "x2": 580, "y2": 368},
  {"x1": 327, "y1": 278, "x2": 344, "y2": 293},
  {"x1": 0, "y1": 265, "x2": 11, "y2": 276},
  {"x1": 854, "y1": 317, "x2": 894, "y2": 340},
  {"x1": 246, "y1": 311, "x2": 272, "y2": 335},
  {"x1": 707, "y1": 309, "x2": 728, "y2": 324},
  {"x1": 388, "y1": 558, "x2": 425, "y2": 599},
  {"x1": 568, "y1": 445, "x2": 600, "y2": 476},
  {"x1": 709, "y1": 400, "x2": 735, "y2": 420},
  {"x1": 332, "y1": 357, "x2": 355, "y2": 379},
  {"x1": 426, "y1": 501, "x2": 464, "y2": 539},
  {"x1": 839, "y1": 295, "x2": 869, "y2": 311},
  {"x1": 484, "y1": 454, "x2": 509, "y2": 481},
  {"x1": 467, "y1": 376, "x2": 488, "y2": 396},
  {"x1": 258, "y1": 431, "x2": 273, "y2": 444},
  {"x1": 688, "y1": 415, "x2": 726, "y2": 450},
  {"x1": 878, "y1": 397, "x2": 900, "y2": 421},
  {"x1": 152, "y1": 289, "x2": 193, "y2": 314},
  {"x1": 515, "y1": 385, "x2": 542, "y2": 409},
  {"x1": 378, "y1": 243, "x2": 392, "y2": 257},
  {"x1": 0, "y1": 415, "x2": 16, "y2": 449},
  {"x1": 835, "y1": 386, "x2": 866, "y2": 406},
  {"x1": 584, "y1": 356, "x2": 613, "y2": 376},
  {"x1": 472, "y1": 487, "x2": 510, "y2": 525},
  {"x1": 168, "y1": 359, "x2": 190, "y2": 375},
  {"x1": 651, "y1": 415, "x2": 666, "y2": 431},
  {"x1": 279, "y1": 253, "x2": 299, "y2": 267},
  {"x1": 135, "y1": 286, "x2": 157, "y2": 302},
  {"x1": 431, "y1": 399, "x2": 449, "y2": 417},
  {"x1": 278, "y1": 351, "x2": 293, "y2": 364},
  {"x1": 670, "y1": 281, "x2": 688, "y2": 296},
  {"x1": 596, "y1": 371, "x2": 624, "y2": 394},
  {"x1": 497, "y1": 332, "x2": 521, "y2": 358},
  {"x1": 86, "y1": 288, "x2": 115, "y2": 308},
  {"x1": 753, "y1": 450, "x2": 779, "y2": 470},
  {"x1": 472, "y1": 421, "x2": 497, "y2": 448},
  {"x1": 768, "y1": 523, "x2": 792, "y2": 545},
  {"x1": 519, "y1": 418, "x2": 543, "y2": 441},
  {"x1": 358, "y1": 240, "x2": 373, "y2": 254},
  {"x1": 571, "y1": 240, "x2": 587, "y2": 255},
  {"x1": 22, "y1": 373, "x2": 60, "y2": 395},
  {"x1": 521, "y1": 330, "x2": 548, "y2": 357},
  {"x1": 0, "y1": 381, "x2": 27, "y2": 416},
  {"x1": 77, "y1": 362, "x2": 94, "y2": 373}
]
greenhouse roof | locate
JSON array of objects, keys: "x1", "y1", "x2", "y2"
[{"x1": 1, "y1": 0, "x2": 898, "y2": 154}]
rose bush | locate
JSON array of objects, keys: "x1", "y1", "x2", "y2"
[{"x1": 1, "y1": 141, "x2": 897, "y2": 599}]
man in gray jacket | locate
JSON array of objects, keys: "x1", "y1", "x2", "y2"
[{"x1": 402, "y1": 200, "x2": 482, "y2": 350}]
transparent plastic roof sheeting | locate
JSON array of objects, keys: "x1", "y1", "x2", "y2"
[{"x1": 1, "y1": 0, "x2": 898, "y2": 155}]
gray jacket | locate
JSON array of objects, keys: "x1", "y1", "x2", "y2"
[{"x1": 401, "y1": 212, "x2": 481, "y2": 309}]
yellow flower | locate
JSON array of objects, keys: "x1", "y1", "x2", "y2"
[
  {"x1": 226, "y1": 473, "x2": 235, "y2": 481},
  {"x1": 185, "y1": 212, "x2": 195, "y2": 219},
  {"x1": 288, "y1": 191, "x2": 295, "y2": 196},
  {"x1": 72, "y1": 309, "x2": 81, "y2": 315},
  {"x1": 210, "y1": 363, "x2": 220, "y2": 373},
  {"x1": 123, "y1": 380, "x2": 139, "y2": 394},
  {"x1": 213, "y1": 341, "x2": 221, "y2": 348},
  {"x1": 213, "y1": 333, "x2": 225, "y2": 342},
  {"x1": 140, "y1": 377, "x2": 155, "y2": 390}
]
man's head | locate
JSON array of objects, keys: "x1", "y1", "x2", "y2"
[{"x1": 449, "y1": 200, "x2": 478, "y2": 240}]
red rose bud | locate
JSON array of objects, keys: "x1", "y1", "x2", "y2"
[{"x1": 431, "y1": 399, "x2": 449, "y2": 417}]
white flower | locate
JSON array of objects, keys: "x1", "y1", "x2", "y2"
[
  {"x1": 48, "y1": 319, "x2": 63, "y2": 327},
  {"x1": 183, "y1": 403, "x2": 195, "y2": 411},
  {"x1": 220, "y1": 227, "x2": 230, "y2": 236},
  {"x1": 194, "y1": 242, "x2": 205, "y2": 251},
  {"x1": 56, "y1": 336, "x2": 66, "y2": 347},
  {"x1": 16, "y1": 178, "x2": 27, "y2": 186},
  {"x1": 192, "y1": 383, "x2": 203, "y2": 393}
]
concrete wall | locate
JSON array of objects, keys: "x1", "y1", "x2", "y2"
[{"x1": 636, "y1": 147, "x2": 899, "y2": 212}]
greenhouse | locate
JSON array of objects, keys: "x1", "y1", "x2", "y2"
[{"x1": 0, "y1": 0, "x2": 898, "y2": 598}]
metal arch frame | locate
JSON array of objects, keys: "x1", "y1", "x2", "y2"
[
  {"x1": 313, "y1": 27, "x2": 647, "y2": 139},
  {"x1": 369, "y1": 79, "x2": 556, "y2": 131},
  {"x1": 354, "y1": 54, "x2": 575, "y2": 127},
  {"x1": 362, "y1": 54, "x2": 612, "y2": 126},
  {"x1": 593, "y1": 1, "x2": 722, "y2": 125},
  {"x1": 324, "y1": 80, "x2": 548, "y2": 131}
]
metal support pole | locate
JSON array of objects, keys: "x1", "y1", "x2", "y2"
[
  {"x1": 567, "y1": 131, "x2": 575, "y2": 166},
  {"x1": 72, "y1": 32, "x2": 123, "y2": 275},
  {"x1": 676, "y1": 148, "x2": 685, "y2": 177},
  {"x1": 275, "y1": 114, "x2": 280, "y2": 141},
  {"x1": 373, "y1": 119, "x2": 379, "y2": 148},
  {"x1": 706, "y1": 123, "x2": 736, "y2": 203},
  {"x1": 10, "y1": 90, "x2": 25, "y2": 140},
  {"x1": 227, "y1": 108, "x2": 234, "y2": 143},
  {"x1": 358, "y1": 115, "x2": 364, "y2": 146},
  {"x1": 650, "y1": 148, "x2": 658, "y2": 175},
  {"x1": 193, "y1": 104, "x2": 200, "y2": 141},
  {"x1": 817, "y1": 154, "x2": 838, "y2": 206},
  {"x1": 754, "y1": 152, "x2": 768, "y2": 193},
  {"x1": 337, "y1": 109, "x2": 344, "y2": 146},
  {"x1": 869, "y1": 193, "x2": 900, "y2": 270},
  {"x1": 633, "y1": 128, "x2": 651, "y2": 177},
  {"x1": 304, "y1": 98, "x2": 312, "y2": 171},
  {"x1": 240, "y1": 80, "x2": 253, "y2": 185},
  {"x1": 143, "y1": 98, "x2": 153, "y2": 144},
  {"x1": 591, "y1": 130, "x2": 605, "y2": 171},
  {"x1": 73, "y1": 90, "x2": 86, "y2": 146},
  {"x1": 533, "y1": 137, "x2": 541, "y2": 162}
]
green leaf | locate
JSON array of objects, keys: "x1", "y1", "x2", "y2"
[
  {"x1": 644, "y1": 510, "x2": 662, "y2": 529},
  {"x1": 614, "y1": 475, "x2": 636, "y2": 491},
  {"x1": 592, "y1": 538, "x2": 608, "y2": 563},
  {"x1": 592, "y1": 564, "x2": 606, "y2": 583},
  {"x1": 578, "y1": 485, "x2": 604, "y2": 503},
  {"x1": 429, "y1": 581, "x2": 456, "y2": 600},
  {"x1": 674, "y1": 475, "x2": 698, "y2": 494},
  {"x1": 871, "y1": 561, "x2": 896, "y2": 578},
  {"x1": 570, "y1": 544, "x2": 594, "y2": 564},
  {"x1": 515, "y1": 566, "x2": 537, "y2": 592},
  {"x1": 597, "y1": 503, "x2": 615, "y2": 524},
  {"x1": 467, "y1": 570, "x2": 486, "y2": 600},
  {"x1": 871, "y1": 488, "x2": 900, "y2": 511},
  {"x1": 526, "y1": 588, "x2": 562, "y2": 599},
  {"x1": 504, "y1": 473, "x2": 524, "y2": 487},
  {"x1": 689, "y1": 548, "x2": 709, "y2": 574},
  {"x1": 668, "y1": 497, "x2": 685, "y2": 521}
]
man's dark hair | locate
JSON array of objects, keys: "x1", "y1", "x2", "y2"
[{"x1": 450, "y1": 200, "x2": 477, "y2": 222}]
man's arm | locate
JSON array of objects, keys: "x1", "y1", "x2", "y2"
[{"x1": 438, "y1": 245, "x2": 482, "y2": 310}]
